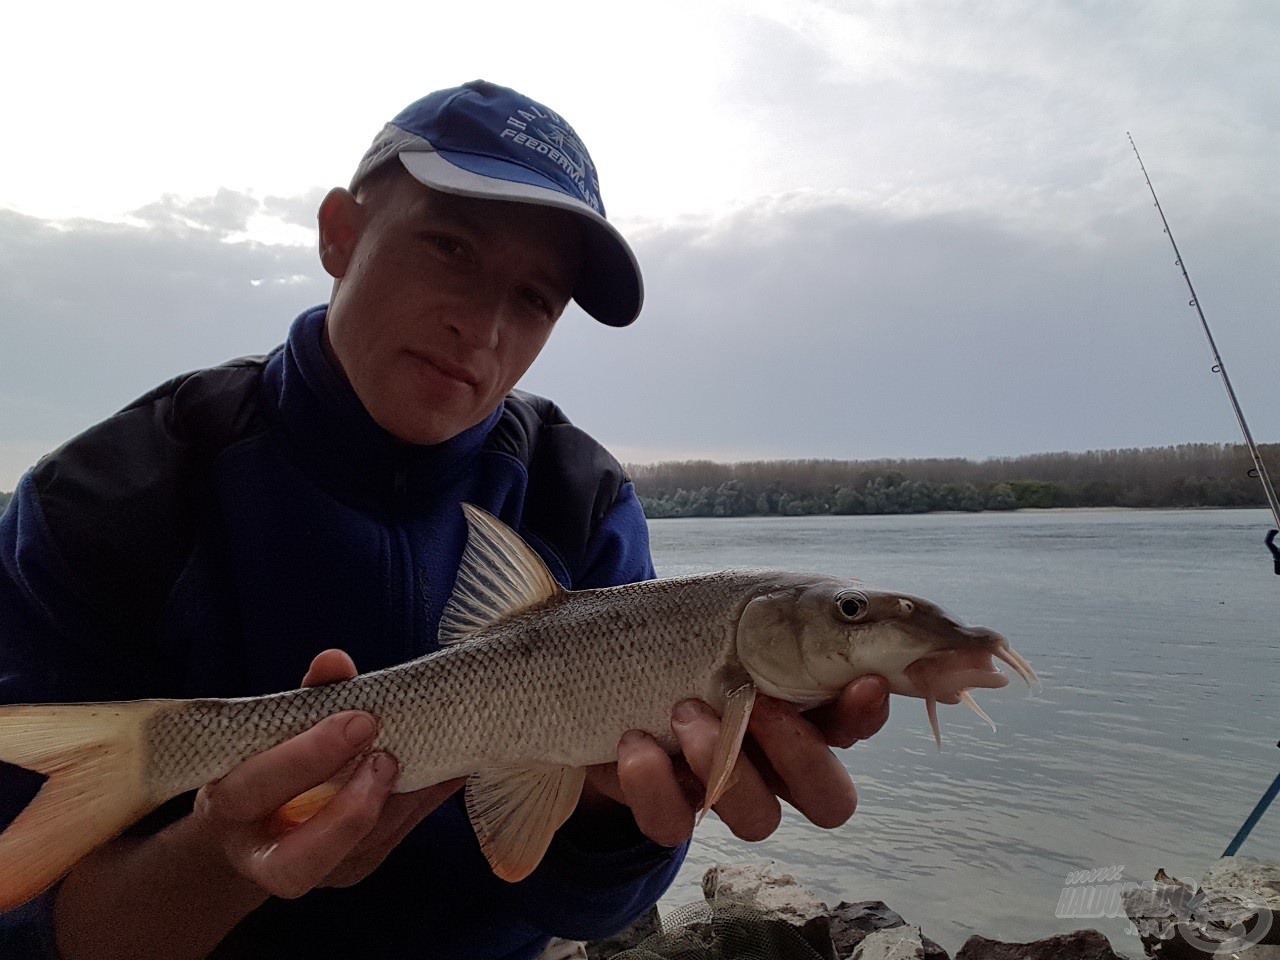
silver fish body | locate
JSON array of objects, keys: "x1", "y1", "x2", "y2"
[{"x1": 146, "y1": 571, "x2": 757, "y2": 797}]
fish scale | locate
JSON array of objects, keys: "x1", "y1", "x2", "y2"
[
  {"x1": 145, "y1": 571, "x2": 764, "y2": 800},
  {"x1": 148, "y1": 568, "x2": 1021, "y2": 783}
]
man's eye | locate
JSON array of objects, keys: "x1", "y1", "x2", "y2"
[
  {"x1": 521, "y1": 288, "x2": 553, "y2": 316},
  {"x1": 425, "y1": 235, "x2": 464, "y2": 256}
]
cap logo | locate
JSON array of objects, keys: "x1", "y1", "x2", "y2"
[{"x1": 500, "y1": 109, "x2": 602, "y2": 213}]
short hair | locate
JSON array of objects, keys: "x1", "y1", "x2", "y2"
[{"x1": 353, "y1": 161, "x2": 405, "y2": 206}]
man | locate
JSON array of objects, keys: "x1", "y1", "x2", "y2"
[{"x1": 0, "y1": 80, "x2": 890, "y2": 958}]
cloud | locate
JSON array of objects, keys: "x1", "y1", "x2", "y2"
[
  {"x1": 263, "y1": 188, "x2": 330, "y2": 229},
  {"x1": 681, "y1": 0, "x2": 1280, "y2": 232},
  {"x1": 526, "y1": 192, "x2": 1280, "y2": 464},
  {"x1": 0, "y1": 201, "x2": 329, "y2": 478},
  {"x1": 130, "y1": 189, "x2": 260, "y2": 237},
  {"x1": 2, "y1": 177, "x2": 1277, "y2": 492}
]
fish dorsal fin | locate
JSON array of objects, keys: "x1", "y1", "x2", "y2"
[
  {"x1": 466, "y1": 763, "x2": 586, "y2": 883},
  {"x1": 439, "y1": 503, "x2": 564, "y2": 647}
]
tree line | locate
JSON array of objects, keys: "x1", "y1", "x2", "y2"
[
  {"x1": 1, "y1": 442, "x2": 1273, "y2": 520},
  {"x1": 628, "y1": 443, "x2": 1277, "y2": 518}
]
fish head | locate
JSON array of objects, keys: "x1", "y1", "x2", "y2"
[{"x1": 735, "y1": 576, "x2": 1037, "y2": 723}]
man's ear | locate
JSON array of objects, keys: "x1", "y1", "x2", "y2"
[{"x1": 317, "y1": 187, "x2": 364, "y2": 279}]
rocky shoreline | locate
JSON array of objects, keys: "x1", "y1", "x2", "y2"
[{"x1": 574, "y1": 858, "x2": 1280, "y2": 960}]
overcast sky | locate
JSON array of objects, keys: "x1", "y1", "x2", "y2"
[{"x1": 3, "y1": 0, "x2": 1278, "y2": 489}]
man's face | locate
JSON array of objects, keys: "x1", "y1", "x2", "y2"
[{"x1": 320, "y1": 169, "x2": 584, "y2": 445}]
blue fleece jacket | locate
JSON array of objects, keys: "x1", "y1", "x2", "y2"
[{"x1": 0, "y1": 306, "x2": 685, "y2": 958}]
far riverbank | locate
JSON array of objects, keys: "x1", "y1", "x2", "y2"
[{"x1": 629, "y1": 441, "x2": 1275, "y2": 519}]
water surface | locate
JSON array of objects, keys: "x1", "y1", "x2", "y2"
[{"x1": 647, "y1": 509, "x2": 1280, "y2": 953}]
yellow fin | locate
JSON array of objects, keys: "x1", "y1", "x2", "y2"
[
  {"x1": 276, "y1": 780, "x2": 344, "y2": 827},
  {"x1": 465, "y1": 763, "x2": 585, "y2": 883},
  {"x1": 438, "y1": 504, "x2": 565, "y2": 646},
  {"x1": 699, "y1": 682, "x2": 757, "y2": 823},
  {"x1": 0, "y1": 701, "x2": 165, "y2": 910}
]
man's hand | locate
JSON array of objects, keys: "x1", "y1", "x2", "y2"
[
  {"x1": 583, "y1": 676, "x2": 891, "y2": 848},
  {"x1": 191, "y1": 649, "x2": 464, "y2": 898}
]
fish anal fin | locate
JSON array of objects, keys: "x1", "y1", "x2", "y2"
[
  {"x1": 699, "y1": 682, "x2": 757, "y2": 823},
  {"x1": 465, "y1": 764, "x2": 586, "y2": 883},
  {"x1": 439, "y1": 504, "x2": 565, "y2": 647}
]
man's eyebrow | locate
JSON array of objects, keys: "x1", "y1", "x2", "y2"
[
  {"x1": 420, "y1": 198, "x2": 579, "y2": 295},
  {"x1": 418, "y1": 205, "x2": 484, "y2": 233}
]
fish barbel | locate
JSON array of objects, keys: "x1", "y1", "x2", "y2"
[{"x1": 0, "y1": 504, "x2": 1037, "y2": 909}]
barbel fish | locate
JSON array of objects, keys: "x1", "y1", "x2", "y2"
[{"x1": 0, "y1": 504, "x2": 1037, "y2": 910}]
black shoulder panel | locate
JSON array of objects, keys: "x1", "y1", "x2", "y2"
[
  {"x1": 31, "y1": 357, "x2": 271, "y2": 641},
  {"x1": 490, "y1": 390, "x2": 630, "y2": 576}
]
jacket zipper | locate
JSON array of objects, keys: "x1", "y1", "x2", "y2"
[{"x1": 389, "y1": 464, "x2": 414, "y2": 661}]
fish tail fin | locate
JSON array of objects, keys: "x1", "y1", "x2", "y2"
[{"x1": 0, "y1": 701, "x2": 160, "y2": 910}]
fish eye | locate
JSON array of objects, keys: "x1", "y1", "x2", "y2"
[{"x1": 836, "y1": 591, "x2": 869, "y2": 622}]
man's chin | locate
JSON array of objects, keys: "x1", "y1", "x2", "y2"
[{"x1": 377, "y1": 406, "x2": 487, "y2": 447}]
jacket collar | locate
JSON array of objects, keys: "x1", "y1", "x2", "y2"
[{"x1": 265, "y1": 305, "x2": 500, "y2": 505}]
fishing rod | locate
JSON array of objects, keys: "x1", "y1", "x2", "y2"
[
  {"x1": 1128, "y1": 133, "x2": 1280, "y2": 574},
  {"x1": 1129, "y1": 136, "x2": 1280, "y2": 862}
]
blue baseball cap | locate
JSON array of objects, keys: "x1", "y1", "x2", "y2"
[{"x1": 351, "y1": 80, "x2": 642, "y2": 327}]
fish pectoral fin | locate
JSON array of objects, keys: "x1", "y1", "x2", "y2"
[
  {"x1": 276, "y1": 780, "x2": 344, "y2": 827},
  {"x1": 275, "y1": 755, "x2": 363, "y2": 827},
  {"x1": 699, "y1": 682, "x2": 757, "y2": 823},
  {"x1": 438, "y1": 504, "x2": 566, "y2": 647},
  {"x1": 465, "y1": 763, "x2": 586, "y2": 883}
]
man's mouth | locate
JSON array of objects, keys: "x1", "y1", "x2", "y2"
[{"x1": 410, "y1": 351, "x2": 480, "y2": 387}]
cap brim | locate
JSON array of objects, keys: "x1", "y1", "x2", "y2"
[{"x1": 398, "y1": 151, "x2": 642, "y2": 326}]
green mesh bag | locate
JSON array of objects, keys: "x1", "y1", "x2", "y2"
[{"x1": 611, "y1": 901, "x2": 831, "y2": 960}]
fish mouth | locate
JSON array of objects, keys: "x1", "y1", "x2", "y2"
[{"x1": 903, "y1": 636, "x2": 1039, "y2": 749}]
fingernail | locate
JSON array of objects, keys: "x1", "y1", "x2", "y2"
[
  {"x1": 673, "y1": 700, "x2": 702, "y2": 724},
  {"x1": 620, "y1": 730, "x2": 647, "y2": 748},
  {"x1": 855, "y1": 675, "x2": 889, "y2": 704},
  {"x1": 344, "y1": 713, "x2": 377, "y2": 747},
  {"x1": 369, "y1": 752, "x2": 398, "y2": 785}
]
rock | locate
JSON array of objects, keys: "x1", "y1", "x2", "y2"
[
  {"x1": 702, "y1": 862, "x2": 835, "y2": 958},
  {"x1": 828, "y1": 901, "x2": 947, "y2": 960},
  {"x1": 586, "y1": 905, "x2": 662, "y2": 959},
  {"x1": 852, "y1": 926, "x2": 948, "y2": 960},
  {"x1": 618, "y1": 900, "x2": 832, "y2": 959},
  {"x1": 540, "y1": 940, "x2": 588, "y2": 960},
  {"x1": 1122, "y1": 860, "x2": 1279, "y2": 960},
  {"x1": 956, "y1": 930, "x2": 1124, "y2": 960},
  {"x1": 1201, "y1": 856, "x2": 1280, "y2": 935},
  {"x1": 829, "y1": 901, "x2": 907, "y2": 948},
  {"x1": 1122, "y1": 871, "x2": 1195, "y2": 958},
  {"x1": 703, "y1": 862, "x2": 831, "y2": 920}
]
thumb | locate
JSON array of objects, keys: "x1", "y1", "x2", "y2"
[{"x1": 302, "y1": 649, "x2": 359, "y2": 687}]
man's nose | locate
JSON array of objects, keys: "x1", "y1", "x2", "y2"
[{"x1": 446, "y1": 296, "x2": 503, "y2": 350}]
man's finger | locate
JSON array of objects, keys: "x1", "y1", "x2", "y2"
[
  {"x1": 748, "y1": 696, "x2": 857, "y2": 829},
  {"x1": 615, "y1": 731, "x2": 696, "y2": 848},
  {"x1": 243, "y1": 751, "x2": 399, "y2": 898},
  {"x1": 322, "y1": 779, "x2": 465, "y2": 888},
  {"x1": 302, "y1": 649, "x2": 359, "y2": 688},
  {"x1": 199, "y1": 711, "x2": 378, "y2": 822},
  {"x1": 671, "y1": 701, "x2": 780, "y2": 842},
  {"x1": 807, "y1": 675, "x2": 890, "y2": 748}
]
